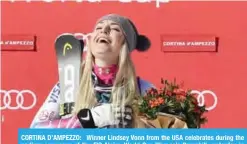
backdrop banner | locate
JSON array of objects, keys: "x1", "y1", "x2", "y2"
[{"x1": 1, "y1": 1, "x2": 247, "y2": 144}]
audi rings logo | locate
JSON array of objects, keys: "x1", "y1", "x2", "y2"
[
  {"x1": 191, "y1": 90, "x2": 217, "y2": 111},
  {"x1": 0, "y1": 89, "x2": 37, "y2": 110}
]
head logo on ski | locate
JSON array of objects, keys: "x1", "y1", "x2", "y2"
[{"x1": 63, "y1": 42, "x2": 73, "y2": 56}]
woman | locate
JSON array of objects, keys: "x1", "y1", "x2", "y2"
[{"x1": 30, "y1": 14, "x2": 154, "y2": 128}]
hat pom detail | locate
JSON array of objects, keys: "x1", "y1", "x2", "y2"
[{"x1": 136, "y1": 35, "x2": 151, "y2": 52}]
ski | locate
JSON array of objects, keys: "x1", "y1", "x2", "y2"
[{"x1": 54, "y1": 33, "x2": 84, "y2": 117}]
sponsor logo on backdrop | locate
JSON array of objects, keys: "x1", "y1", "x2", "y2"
[
  {"x1": 1, "y1": 35, "x2": 36, "y2": 51},
  {"x1": 0, "y1": 41, "x2": 33, "y2": 45},
  {"x1": 191, "y1": 90, "x2": 217, "y2": 111},
  {"x1": 9, "y1": 0, "x2": 169, "y2": 8},
  {"x1": 0, "y1": 89, "x2": 37, "y2": 110},
  {"x1": 161, "y1": 35, "x2": 217, "y2": 52}
]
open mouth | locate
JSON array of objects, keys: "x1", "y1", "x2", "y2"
[{"x1": 97, "y1": 37, "x2": 111, "y2": 44}]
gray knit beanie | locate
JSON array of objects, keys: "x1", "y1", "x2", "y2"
[{"x1": 96, "y1": 14, "x2": 150, "y2": 52}]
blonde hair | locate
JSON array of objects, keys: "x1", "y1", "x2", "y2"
[{"x1": 74, "y1": 42, "x2": 141, "y2": 128}]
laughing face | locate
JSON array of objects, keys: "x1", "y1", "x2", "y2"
[{"x1": 89, "y1": 20, "x2": 125, "y2": 61}]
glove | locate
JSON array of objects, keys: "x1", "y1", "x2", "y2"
[
  {"x1": 77, "y1": 108, "x2": 97, "y2": 128},
  {"x1": 77, "y1": 104, "x2": 118, "y2": 128},
  {"x1": 77, "y1": 104, "x2": 133, "y2": 128}
]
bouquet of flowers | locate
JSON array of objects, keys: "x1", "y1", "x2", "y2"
[{"x1": 138, "y1": 79, "x2": 208, "y2": 128}]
